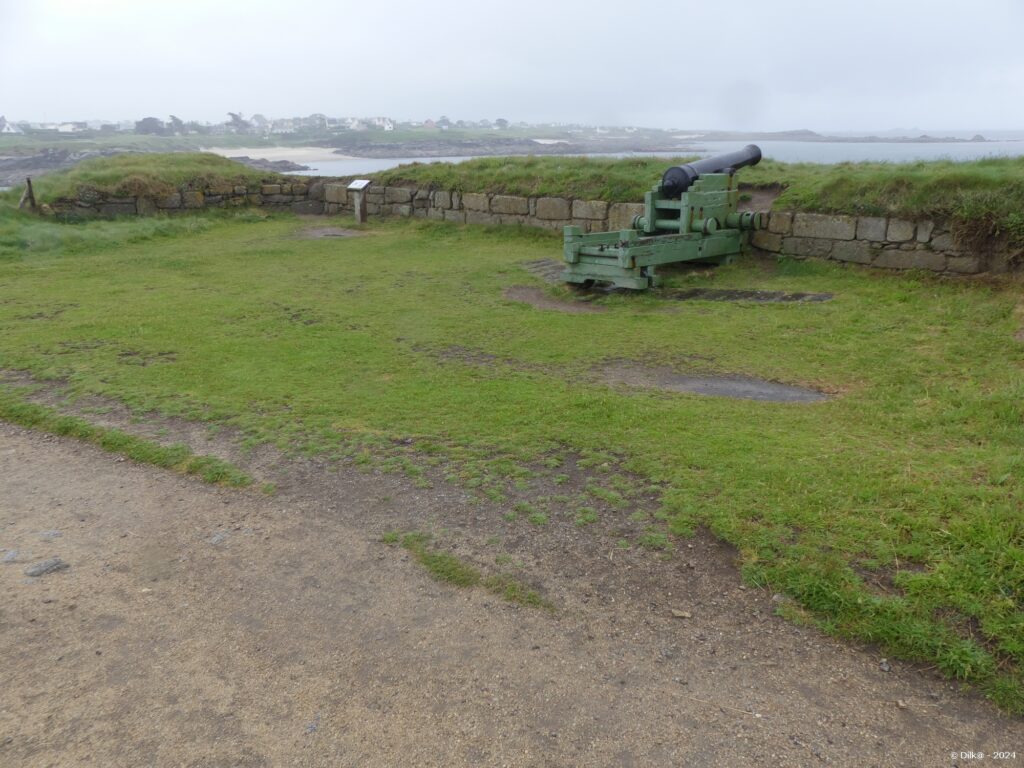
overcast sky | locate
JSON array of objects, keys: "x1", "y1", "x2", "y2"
[{"x1": 2, "y1": 0, "x2": 1022, "y2": 131}]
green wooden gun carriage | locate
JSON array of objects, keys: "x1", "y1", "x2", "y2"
[{"x1": 562, "y1": 144, "x2": 766, "y2": 290}]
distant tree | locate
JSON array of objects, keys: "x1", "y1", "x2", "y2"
[
  {"x1": 134, "y1": 117, "x2": 165, "y2": 135},
  {"x1": 250, "y1": 113, "x2": 270, "y2": 130},
  {"x1": 437, "y1": 115, "x2": 451, "y2": 129},
  {"x1": 184, "y1": 121, "x2": 209, "y2": 135},
  {"x1": 306, "y1": 113, "x2": 328, "y2": 130},
  {"x1": 167, "y1": 115, "x2": 185, "y2": 135},
  {"x1": 227, "y1": 112, "x2": 251, "y2": 132},
  {"x1": 494, "y1": 118, "x2": 509, "y2": 129}
]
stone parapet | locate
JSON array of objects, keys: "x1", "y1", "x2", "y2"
[
  {"x1": 755, "y1": 212, "x2": 991, "y2": 274},
  {"x1": 51, "y1": 179, "x2": 1011, "y2": 275}
]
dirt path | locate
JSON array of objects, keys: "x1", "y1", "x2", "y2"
[{"x1": 0, "y1": 422, "x2": 1019, "y2": 767}]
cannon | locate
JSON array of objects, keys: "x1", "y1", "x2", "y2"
[{"x1": 562, "y1": 144, "x2": 766, "y2": 290}]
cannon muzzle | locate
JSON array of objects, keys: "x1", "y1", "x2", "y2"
[{"x1": 661, "y1": 144, "x2": 762, "y2": 197}]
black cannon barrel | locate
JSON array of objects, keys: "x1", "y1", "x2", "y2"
[{"x1": 661, "y1": 144, "x2": 762, "y2": 197}]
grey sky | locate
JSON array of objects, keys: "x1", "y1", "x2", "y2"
[{"x1": 2, "y1": 0, "x2": 1023, "y2": 131}]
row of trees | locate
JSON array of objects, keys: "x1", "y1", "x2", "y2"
[
  {"x1": 135, "y1": 115, "x2": 202, "y2": 135},
  {"x1": 135, "y1": 113, "x2": 308, "y2": 136}
]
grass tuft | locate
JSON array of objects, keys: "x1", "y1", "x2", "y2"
[
  {"x1": 384, "y1": 530, "x2": 550, "y2": 608},
  {"x1": 0, "y1": 389, "x2": 251, "y2": 487}
]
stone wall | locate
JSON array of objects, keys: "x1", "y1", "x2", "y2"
[
  {"x1": 55, "y1": 179, "x2": 326, "y2": 218},
  {"x1": 57, "y1": 179, "x2": 1014, "y2": 275},
  {"x1": 751, "y1": 212, "x2": 985, "y2": 274},
  {"x1": 321, "y1": 182, "x2": 644, "y2": 234},
  {"x1": 58, "y1": 179, "x2": 635, "y2": 233}
]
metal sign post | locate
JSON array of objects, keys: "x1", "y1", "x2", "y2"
[{"x1": 347, "y1": 179, "x2": 371, "y2": 224}]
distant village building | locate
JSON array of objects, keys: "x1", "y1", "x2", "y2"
[
  {"x1": 57, "y1": 122, "x2": 88, "y2": 133},
  {"x1": 0, "y1": 116, "x2": 23, "y2": 134},
  {"x1": 302, "y1": 113, "x2": 328, "y2": 130}
]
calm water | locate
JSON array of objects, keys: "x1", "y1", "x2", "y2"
[
  {"x1": 288, "y1": 139, "x2": 1024, "y2": 176},
  {"x1": 695, "y1": 140, "x2": 1024, "y2": 164},
  {"x1": 291, "y1": 155, "x2": 475, "y2": 177}
]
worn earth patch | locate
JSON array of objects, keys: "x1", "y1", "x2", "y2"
[
  {"x1": 293, "y1": 226, "x2": 363, "y2": 240},
  {"x1": 666, "y1": 288, "x2": 833, "y2": 303},
  {"x1": 503, "y1": 285, "x2": 606, "y2": 314},
  {"x1": 411, "y1": 347, "x2": 830, "y2": 403},
  {"x1": 597, "y1": 363, "x2": 830, "y2": 403},
  {"x1": 521, "y1": 258, "x2": 566, "y2": 283},
  {"x1": 518, "y1": 259, "x2": 833, "y2": 303}
]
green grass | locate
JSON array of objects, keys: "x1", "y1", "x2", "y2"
[
  {"x1": 638, "y1": 531, "x2": 671, "y2": 551},
  {"x1": 383, "y1": 531, "x2": 547, "y2": 608},
  {"x1": 0, "y1": 201, "x2": 258, "y2": 256},
  {"x1": 0, "y1": 207, "x2": 1021, "y2": 711},
  {"x1": 574, "y1": 507, "x2": 599, "y2": 527},
  {"x1": 24, "y1": 153, "x2": 280, "y2": 202},
  {"x1": 0, "y1": 389, "x2": 250, "y2": 486},
  {"x1": 376, "y1": 155, "x2": 1024, "y2": 248}
]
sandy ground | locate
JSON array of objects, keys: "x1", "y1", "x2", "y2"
[{"x1": 1, "y1": 419, "x2": 1021, "y2": 767}]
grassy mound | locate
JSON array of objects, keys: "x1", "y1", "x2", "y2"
[
  {"x1": 376, "y1": 155, "x2": 1024, "y2": 247},
  {"x1": 377, "y1": 154, "x2": 698, "y2": 202},
  {"x1": 29, "y1": 152, "x2": 279, "y2": 202}
]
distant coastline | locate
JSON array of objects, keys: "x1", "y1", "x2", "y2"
[
  {"x1": 316, "y1": 129, "x2": 1001, "y2": 161},
  {"x1": 2, "y1": 128, "x2": 1022, "y2": 187}
]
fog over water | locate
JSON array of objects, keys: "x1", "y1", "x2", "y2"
[{"x1": 2, "y1": 0, "x2": 1023, "y2": 133}]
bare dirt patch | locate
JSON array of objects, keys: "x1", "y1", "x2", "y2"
[
  {"x1": 666, "y1": 288, "x2": 833, "y2": 303},
  {"x1": 521, "y1": 258, "x2": 565, "y2": 283},
  {"x1": 517, "y1": 259, "x2": 833, "y2": 304},
  {"x1": 737, "y1": 186, "x2": 781, "y2": 212},
  {"x1": 598, "y1": 363, "x2": 830, "y2": 403},
  {"x1": 293, "y1": 226, "x2": 363, "y2": 240},
  {"x1": 404, "y1": 349, "x2": 830, "y2": 404},
  {"x1": 503, "y1": 285, "x2": 607, "y2": 313}
]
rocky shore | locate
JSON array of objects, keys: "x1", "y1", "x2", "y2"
[
  {"x1": 0, "y1": 148, "x2": 134, "y2": 188},
  {"x1": 227, "y1": 156, "x2": 311, "y2": 172}
]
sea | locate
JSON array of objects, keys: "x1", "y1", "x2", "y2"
[{"x1": 271, "y1": 139, "x2": 1024, "y2": 178}]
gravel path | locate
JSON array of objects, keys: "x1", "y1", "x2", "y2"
[{"x1": 0, "y1": 422, "x2": 1019, "y2": 766}]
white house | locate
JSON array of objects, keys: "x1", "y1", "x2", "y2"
[
  {"x1": 0, "y1": 116, "x2": 23, "y2": 134},
  {"x1": 371, "y1": 117, "x2": 395, "y2": 131}
]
